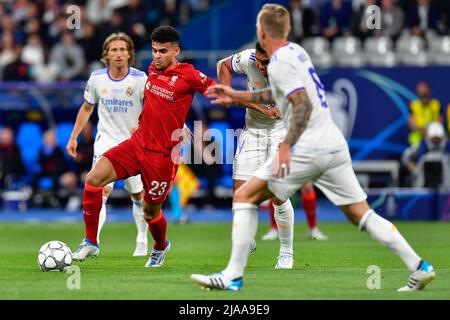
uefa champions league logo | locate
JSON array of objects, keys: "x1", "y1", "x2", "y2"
[{"x1": 327, "y1": 79, "x2": 358, "y2": 140}]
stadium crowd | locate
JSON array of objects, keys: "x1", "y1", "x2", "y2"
[{"x1": 1, "y1": 1, "x2": 450, "y2": 81}]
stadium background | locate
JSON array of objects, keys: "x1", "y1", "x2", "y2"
[{"x1": 1, "y1": 0, "x2": 450, "y2": 223}]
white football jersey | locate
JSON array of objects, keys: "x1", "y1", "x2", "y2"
[
  {"x1": 268, "y1": 42, "x2": 347, "y2": 154},
  {"x1": 84, "y1": 67, "x2": 147, "y2": 146},
  {"x1": 231, "y1": 49, "x2": 284, "y2": 130}
]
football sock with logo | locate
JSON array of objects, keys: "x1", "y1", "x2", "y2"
[
  {"x1": 273, "y1": 199, "x2": 294, "y2": 254},
  {"x1": 83, "y1": 183, "x2": 103, "y2": 246},
  {"x1": 147, "y1": 210, "x2": 167, "y2": 250},
  {"x1": 223, "y1": 203, "x2": 258, "y2": 280},
  {"x1": 359, "y1": 210, "x2": 421, "y2": 272}
]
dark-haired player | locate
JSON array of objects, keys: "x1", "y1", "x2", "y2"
[{"x1": 73, "y1": 26, "x2": 215, "y2": 267}]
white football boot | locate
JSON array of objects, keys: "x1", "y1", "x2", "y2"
[
  {"x1": 308, "y1": 227, "x2": 329, "y2": 241},
  {"x1": 398, "y1": 260, "x2": 436, "y2": 292},
  {"x1": 261, "y1": 228, "x2": 278, "y2": 241},
  {"x1": 275, "y1": 252, "x2": 294, "y2": 269},
  {"x1": 72, "y1": 239, "x2": 99, "y2": 261},
  {"x1": 133, "y1": 242, "x2": 148, "y2": 257},
  {"x1": 145, "y1": 240, "x2": 171, "y2": 267},
  {"x1": 191, "y1": 272, "x2": 243, "y2": 291}
]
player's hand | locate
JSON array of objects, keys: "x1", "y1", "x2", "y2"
[
  {"x1": 66, "y1": 138, "x2": 78, "y2": 159},
  {"x1": 265, "y1": 106, "x2": 282, "y2": 120},
  {"x1": 181, "y1": 125, "x2": 194, "y2": 145},
  {"x1": 205, "y1": 84, "x2": 236, "y2": 105},
  {"x1": 272, "y1": 143, "x2": 291, "y2": 178}
]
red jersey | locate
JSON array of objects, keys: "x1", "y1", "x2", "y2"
[{"x1": 133, "y1": 61, "x2": 215, "y2": 153}]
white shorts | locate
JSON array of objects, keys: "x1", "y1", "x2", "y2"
[
  {"x1": 233, "y1": 127, "x2": 286, "y2": 181},
  {"x1": 93, "y1": 138, "x2": 144, "y2": 194},
  {"x1": 254, "y1": 147, "x2": 367, "y2": 206}
]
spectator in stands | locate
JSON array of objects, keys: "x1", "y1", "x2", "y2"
[
  {"x1": 408, "y1": 81, "x2": 442, "y2": 145},
  {"x1": 31, "y1": 46, "x2": 59, "y2": 83},
  {"x1": 0, "y1": 127, "x2": 26, "y2": 191},
  {"x1": 402, "y1": 122, "x2": 450, "y2": 187},
  {"x1": 288, "y1": 0, "x2": 317, "y2": 43},
  {"x1": 31, "y1": 129, "x2": 78, "y2": 208},
  {"x1": 0, "y1": 32, "x2": 16, "y2": 79},
  {"x1": 378, "y1": 0, "x2": 405, "y2": 40},
  {"x1": 408, "y1": 0, "x2": 440, "y2": 36},
  {"x1": 350, "y1": 0, "x2": 377, "y2": 40},
  {"x1": 80, "y1": 21, "x2": 103, "y2": 72},
  {"x1": 21, "y1": 33, "x2": 44, "y2": 66},
  {"x1": 2, "y1": 44, "x2": 30, "y2": 81},
  {"x1": 320, "y1": 0, "x2": 353, "y2": 41},
  {"x1": 121, "y1": 0, "x2": 148, "y2": 49},
  {"x1": 49, "y1": 31, "x2": 86, "y2": 81}
]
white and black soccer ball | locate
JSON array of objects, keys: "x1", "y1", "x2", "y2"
[{"x1": 38, "y1": 240, "x2": 72, "y2": 272}]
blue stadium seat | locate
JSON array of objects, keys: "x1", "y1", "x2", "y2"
[
  {"x1": 16, "y1": 123, "x2": 42, "y2": 175},
  {"x1": 56, "y1": 122, "x2": 74, "y2": 150}
]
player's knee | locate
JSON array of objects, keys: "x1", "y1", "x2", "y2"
[
  {"x1": 103, "y1": 186, "x2": 112, "y2": 198},
  {"x1": 130, "y1": 191, "x2": 143, "y2": 202},
  {"x1": 234, "y1": 187, "x2": 251, "y2": 203},
  {"x1": 85, "y1": 171, "x2": 102, "y2": 187}
]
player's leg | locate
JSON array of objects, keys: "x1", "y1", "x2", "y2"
[
  {"x1": 316, "y1": 148, "x2": 434, "y2": 291},
  {"x1": 192, "y1": 176, "x2": 274, "y2": 290},
  {"x1": 271, "y1": 196, "x2": 294, "y2": 269},
  {"x1": 261, "y1": 200, "x2": 279, "y2": 240},
  {"x1": 73, "y1": 156, "x2": 118, "y2": 260},
  {"x1": 142, "y1": 201, "x2": 170, "y2": 267},
  {"x1": 301, "y1": 181, "x2": 328, "y2": 240},
  {"x1": 125, "y1": 175, "x2": 148, "y2": 256},
  {"x1": 234, "y1": 179, "x2": 257, "y2": 255}
]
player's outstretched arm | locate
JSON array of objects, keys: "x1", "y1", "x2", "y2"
[
  {"x1": 66, "y1": 101, "x2": 94, "y2": 159},
  {"x1": 206, "y1": 85, "x2": 275, "y2": 105}
]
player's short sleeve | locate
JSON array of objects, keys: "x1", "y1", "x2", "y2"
[
  {"x1": 83, "y1": 75, "x2": 98, "y2": 105},
  {"x1": 190, "y1": 68, "x2": 216, "y2": 95},
  {"x1": 268, "y1": 59, "x2": 305, "y2": 98},
  {"x1": 138, "y1": 73, "x2": 147, "y2": 103},
  {"x1": 230, "y1": 49, "x2": 254, "y2": 75}
]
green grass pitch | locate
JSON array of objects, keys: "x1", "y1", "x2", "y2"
[{"x1": 0, "y1": 221, "x2": 448, "y2": 299}]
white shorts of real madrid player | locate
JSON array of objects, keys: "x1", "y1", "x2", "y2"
[
  {"x1": 253, "y1": 43, "x2": 367, "y2": 206},
  {"x1": 230, "y1": 49, "x2": 286, "y2": 182}
]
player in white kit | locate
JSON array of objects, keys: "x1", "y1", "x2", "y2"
[
  {"x1": 66, "y1": 33, "x2": 149, "y2": 257},
  {"x1": 192, "y1": 3, "x2": 435, "y2": 292},
  {"x1": 217, "y1": 43, "x2": 327, "y2": 269}
]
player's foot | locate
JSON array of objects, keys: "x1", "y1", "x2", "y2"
[
  {"x1": 398, "y1": 260, "x2": 436, "y2": 292},
  {"x1": 308, "y1": 227, "x2": 329, "y2": 241},
  {"x1": 191, "y1": 272, "x2": 243, "y2": 291},
  {"x1": 145, "y1": 240, "x2": 171, "y2": 268},
  {"x1": 72, "y1": 239, "x2": 99, "y2": 261},
  {"x1": 261, "y1": 228, "x2": 278, "y2": 241},
  {"x1": 248, "y1": 240, "x2": 257, "y2": 256},
  {"x1": 133, "y1": 242, "x2": 148, "y2": 257},
  {"x1": 275, "y1": 252, "x2": 294, "y2": 269}
]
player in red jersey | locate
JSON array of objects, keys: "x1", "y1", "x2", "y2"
[{"x1": 72, "y1": 26, "x2": 215, "y2": 267}]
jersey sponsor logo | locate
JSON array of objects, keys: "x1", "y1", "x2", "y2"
[
  {"x1": 169, "y1": 75, "x2": 178, "y2": 86},
  {"x1": 149, "y1": 84, "x2": 174, "y2": 101}
]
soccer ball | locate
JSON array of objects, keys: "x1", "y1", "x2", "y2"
[{"x1": 38, "y1": 240, "x2": 72, "y2": 272}]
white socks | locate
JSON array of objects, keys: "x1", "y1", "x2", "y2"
[
  {"x1": 359, "y1": 210, "x2": 421, "y2": 272},
  {"x1": 273, "y1": 200, "x2": 294, "y2": 255},
  {"x1": 223, "y1": 203, "x2": 258, "y2": 280},
  {"x1": 96, "y1": 196, "x2": 108, "y2": 244},
  {"x1": 132, "y1": 199, "x2": 148, "y2": 245}
]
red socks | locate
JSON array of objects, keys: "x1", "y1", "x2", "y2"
[
  {"x1": 83, "y1": 183, "x2": 103, "y2": 246},
  {"x1": 302, "y1": 190, "x2": 317, "y2": 230},
  {"x1": 268, "y1": 200, "x2": 277, "y2": 230},
  {"x1": 147, "y1": 210, "x2": 167, "y2": 250}
]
